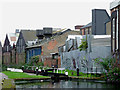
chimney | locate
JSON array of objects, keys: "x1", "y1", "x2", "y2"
[
  {"x1": 36, "y1": 29, "x2": 44, "y2": 40},
  {"x1": 43, "y1": 27, "x2": 53, "y2": 39}
]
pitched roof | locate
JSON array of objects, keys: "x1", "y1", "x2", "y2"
[
  {"x1": 3, "y1": 34, "x2": 10, "y2": 47},
  {"x1": 21, "y1": 30, "x2": 38, "y2": 43},
  {"x1": 42, "y1": 31, "x2": 80, "y2": 56},
  {"x1": 80, "y1": 22, "x2": 92, "y2": 29}
]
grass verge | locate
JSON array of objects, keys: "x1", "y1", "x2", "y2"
[
  {"x1": 2, "y1": 71, "x2": 50, "y2": 79},
  {"x1": 2, "y1": 79, "x2": 16, "y2": 88},
  {"x1": 54, "y1": 69, "x2": 101, "y2": 78}
]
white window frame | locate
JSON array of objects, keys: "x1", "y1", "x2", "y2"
[{"x1": 116, "y1": 9, "x2": 118, "y2": 50}]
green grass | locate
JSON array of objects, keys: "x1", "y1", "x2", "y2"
[
  {"x1": 54, "y1": 69, "x2": 98, "y2": 77},
  {"x1": 2, "y1": 79, "x2": 16, "y2": 88},
  {"x1": 2, "y1": 71, "x2": 50, "y2": 79}
]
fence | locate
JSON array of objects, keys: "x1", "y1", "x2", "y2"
[{"x1": 60, "y1": 46, "x2": 111, "y2": 74}]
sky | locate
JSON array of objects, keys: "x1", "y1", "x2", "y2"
[{"x1": 0, "y1": 0, "x2": 114, "y2": 45}]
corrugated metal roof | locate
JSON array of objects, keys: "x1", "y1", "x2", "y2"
[{"x1": 80, "y1": 22, "x2": 92, "y2": 29}]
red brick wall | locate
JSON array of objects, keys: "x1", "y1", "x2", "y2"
[
  {"x1": 58, "y1": 56, "x2": 61, "y2": 68},
  {"x1": 82, "y1": 29, "x2": 85, "y2": 35},
  {"x1": 44, "y1": 58, "x2": 52, "y2": 67},
  {"x1": 47, "y1": 40, "x2": 57, "y2": 50},
  {"x1": 41, "y1": 31, "x2": 80, "y2": 68},
  {"x1": 43, "y1": 57, "x2": 58, "y2": 68}
]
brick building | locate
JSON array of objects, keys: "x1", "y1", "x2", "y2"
[
  {"x1": 75, "y1": 25, "x2": 84, "y2": 31},
  {"x1": 40, "y1": 30, "x2": 80, "y2": 68},
  {"x1": 110, "y1": 0, "x2": 120, "y2": 63},
  {"x1": 26, "y1": 29, "x2": 80, "y2": 68},
  {"x1": 2, "y1": 34, "x2": 11, "y2": 65},
  {"x1": 16, "y1": 30, "x2": 38, "y2": 64}
]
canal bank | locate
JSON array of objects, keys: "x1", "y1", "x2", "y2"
[
  {"x1": 0, "y1": 72, "x2": 16, "y2": 89},
  {"x1": 2, "y1": 71, "x2": 119, "y2": 89}
]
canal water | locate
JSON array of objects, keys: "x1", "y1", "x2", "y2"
[{"x1": 15, "y1": 79, "x2": 119, "y2": 89}]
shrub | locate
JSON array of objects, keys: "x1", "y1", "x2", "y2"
[
  {"x1": 30, "y1": 56, "x2": 39, "y2": 66},
  {"x1": 94, "y1": 57, "x2": 120, "y2": 83},
  {"x1": 23, "y1": 56, "x2": 44, "y2": 69},
  {"x1": 94, "y1": 57, "x2": 115, "y2": 72},
  {"x1": 78, "y1": 38, "x2": 88, "y2": 51},
  {"x1": 2, "y1": 64, "x2": 7, "y2": 71}
]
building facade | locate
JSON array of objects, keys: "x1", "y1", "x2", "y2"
[
  {"x1": 2, "y1": 34, "x2": 11, "y2": 65},
  {"x1": 0, "y1": 42, "x2": 2, "y2": 65},
  {"x1": 16, "y1": 30, "x2": 38, "y2": 64},
  {"x1": 80, "y1": 22, "x2": 92, "y2": 35},
  {"x1": 110, "y1": 0, "x2": 120, "y2": 61},
  {"x1": 26, "y1": 45, "x2": 42, "y2": 63},
  {"x1": 80, "y1": 9, "x2": 110, "y2": 35},
  {"x1": 92, "y1": 9, "x2": 110, "y2": 35},
  {"x1": 75, "y1": 25, "x2": 84, "y2": 31}
]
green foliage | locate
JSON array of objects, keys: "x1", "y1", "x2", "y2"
[
  {"x1": 94, "y1": 57, "x2": 120, "y2": 82},
  {"x1": 2, "y1": 63, "x2": 25, "y2": 71},
  {"x1": 54, "y1": 69, "x2": 97, "y2": 77},
  {"x1": 94, "y1": 57, "x2": 115, "y2": 72},
  {"x1": 30, "y1": 56, "x2": 39, "y2": 65},
  {"x1": 104, "y1": 67, "x2": 120, "y2": 82},
  {"x1": 79, "y1": 38, "x2": 88, "y2": 51},
  {"x1": 9, "y1": 63, "x2": 24, "y2": 69},
  {"x1": 23, "y1": 56, "x2": 44, "y2": 69},
  {"x1": 2, "y1": 64, "x2": 7, "y2": 71},
  {"x1": 24, "y1": 64, "x2": 31, "y2": 70},
  {"x1": 37, "y1": 62, "x2": 44, "y2": 66}
]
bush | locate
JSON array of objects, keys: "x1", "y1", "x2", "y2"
[
  {"x1": 78, "y1": 38, "x2": 88, "y2": 51},
  {"x1": 105, "y1": 67, "x2": 120, "y2": 82},
  {"x1": 94, "y1": 57, "x2": 115, "y2": 72},
  {"x1": 2, "y1": 64, "x2": 7, "y2": 71},
  {"x1": 23, "y1": 56, "x2": 44, "y2": 70},
  {"x1": 94, "y1": 57, "x2": 120, "y2": 83},
  {"x1": 30, "y1": 56, "x2": 39, "y2": 66},
  {"x1": 2, "y1": 63, "x2": 25, "y2": 71},
  {"x1": 8, "y1": 63, "x2": 24, "y2": 69}
]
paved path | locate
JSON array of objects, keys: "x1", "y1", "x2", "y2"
[
  {"x1": 0, "y1": 72, "x2": 8, "y2": 79},
  {"x1": 0, "y1": 72, "x2": 8, "y2": 89}
]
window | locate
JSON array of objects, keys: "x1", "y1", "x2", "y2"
[
  {"x1": 7, "y1": 46, "x2": 8, "y2": 52},
  {"x1": 116, "y1": 10, "x2": 118, "y2": 50},
  {"x1": 113, "y1": 19, "x2": 115, "y2": 39},
  {"x1": 112, "y1": 18, "x2": 115, "y2": 52}
]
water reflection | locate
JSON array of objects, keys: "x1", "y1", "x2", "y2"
[{"x1": 15, "y1": 80, "x2": 118, "y2": 89}]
